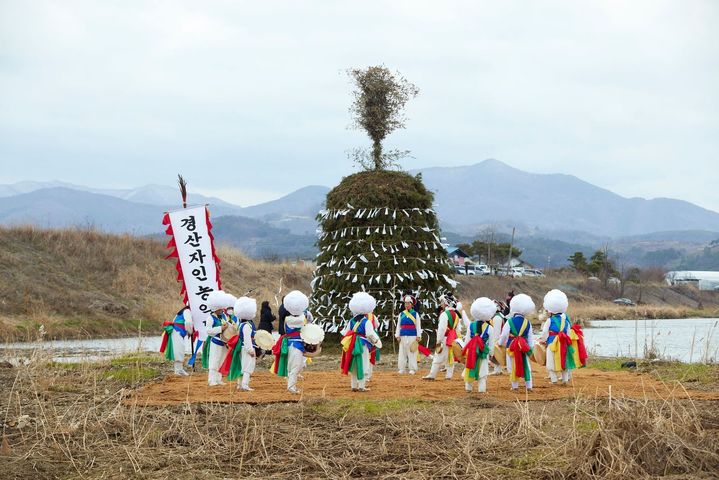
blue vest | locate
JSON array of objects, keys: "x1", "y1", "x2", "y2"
[
  {"x1": 348, "y1": 315, "x2": 372, "y2": 348},
  {"x1": 547, "y1": 314, "x2": 568, "y2": 346},
  {"x1": 469, "y1": 321, "x2": 490, "y2": 342},
  {"x1": 399, "y1": 310, "x2": 418, "y2": 336},
  {"x1": 285, "y1": 317, "x2": 305, "y2": 351},
  {"x1": 209, "y1": 313, "x2": 227, "y2": 347},
  {"x1": 240, "y1": 320, "x2": 257, "y2": 349},
  {"x1": 505, "y1": 314, "x2": 530, "y2": 347},
  {"x1": 172, "y1": 313, "x2": 188, "y2": 337}
]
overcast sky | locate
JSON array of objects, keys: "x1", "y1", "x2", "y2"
[{"x1": 1, "y1": 1, "x2": 717, "y2": 211}]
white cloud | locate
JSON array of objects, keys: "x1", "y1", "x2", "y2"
[{"x1": 0, "y1": 0, "x2": 717, "y2": 211}]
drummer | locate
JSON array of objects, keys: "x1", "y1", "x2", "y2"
[
  {"x1": 340, "y1": 292, "x2": 382, "y2": 392},
  {"x1": 423, "y1": 293, "x2": 461, "y2": 381},
  {"x1": 540, "y1": 289, "x2": 575, "y2": 385},
  {"x1": 395, "y1": 295, "x2": 422, "y2": 375},
  {"x1": 271, "y1": 290, "x2": 310, "y2": 394},
  {"x1": 497, "y1": 294, "x2": 536, "y2": 392},
  {"x1": 462, "y1": 298, "x2": 496, "y2": 393},
  {"x1": 204, "y1": 291, "x2": 232, "y2": 387},
  {"x1": 159, "y1": 305, "x2": 193, "y2": 376},
  {"x1": 220, "y1": 297, "x2": 259, "y2": 391}
]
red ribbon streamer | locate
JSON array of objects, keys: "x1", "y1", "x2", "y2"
[
  {"x1": 340, "y1": 332, "x2": 365, "y2": 375},
  {"x1": 463, "y1": 336, "x2": 485, "y2": 370},
  {"x1": 417, "y1": 344, "x2": 432, "y2": 357},
  {"x1": 571, "y1": 324, "x2": 588, "y2": 366},
  {"x1": 218, "y1": 335, "x2": 240, "y2": 375},
  {"x1": 159, "y1": 320, "x2": 173, "y2": 353},
  {"x1": 445, "y1": 328, "x2": 458, "y2": 346},
  {"x1": 508, "y1": 335, "x2": 530, "y2": 378}
]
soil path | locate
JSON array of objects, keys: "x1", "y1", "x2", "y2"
[{"x1": 127, "y1": 364, "x2": 719, "y2": 406}]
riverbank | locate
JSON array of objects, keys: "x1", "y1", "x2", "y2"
[{"x1": 1, "y1": 351, "x2": 717, "y2": 479}]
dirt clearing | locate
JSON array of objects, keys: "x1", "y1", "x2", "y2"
[{"x1": 128, "y1": 364, "x2": 719, "y2": 406}]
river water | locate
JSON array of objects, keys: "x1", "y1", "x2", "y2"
[
  {"x1": 582, "y1": 318, "x2": 718, "y2": 363},
  {"x1": 1, "y1": 318, "x2": 717, "y2": 364}
]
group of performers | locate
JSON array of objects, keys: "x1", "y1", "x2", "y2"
[
  {"x1": 160, "y1": 289, "x2": 323, "y2": 394},
  {"x1": 160, "y1": 287, "x2": 588, "y2": 394}
]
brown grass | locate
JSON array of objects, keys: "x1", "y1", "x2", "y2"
[
  {"x1": 457, "y1": 274, "x2": 719, "y2": 323},
  {"x1": 0, "y1": 226, "x2": 313, "y2": 341},
  {"x1": 1, "y1": 352, "x2": 718, "y2": 479}
]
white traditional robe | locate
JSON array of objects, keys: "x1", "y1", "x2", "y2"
[{"x1": 395, "y1": 311, "x2": 422, "y2": 374}]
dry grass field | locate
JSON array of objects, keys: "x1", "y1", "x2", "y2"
[
  {"x1": 0, "y1": 226, "x2": 313, "y2": 340},
  {"x1": 1, "y1": 350, "x2": 718, "y2": 479}
]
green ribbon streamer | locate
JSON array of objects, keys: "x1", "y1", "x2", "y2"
[
  {"x1": 227, "y1": 338, "x2": 245, "y2": 381},
  {"x1": 276, "y1": 337, "x2": 290, "y2": 378},
  {"x1": 350, "y1": 337, "x2": 365, "y2": 380},
  {"x1": 566, "y1": 344, "x2": 577, "y2": 370},
  {"x1": 523, "y1": 349, "x2": 532, "y2": 382},
  {"x1": 163, "y1": 325, "x2": 175, "y2": 362},
  {"x1": 201, "y1": 339, "x2": 210, "y2": 370}
]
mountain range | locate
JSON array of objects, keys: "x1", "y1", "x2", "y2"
[
  {"x1": 2, "y1": 160, "x2": 717, "y2": 267},
  {"x1": 412, "y1": 159, "x2": 719, "y2": 237}
]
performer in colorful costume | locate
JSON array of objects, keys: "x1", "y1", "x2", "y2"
[
  {"x1": 540, "y1": 289, "x2": 574, "y2": 384},
  {"x1": 498, "y1": 293, "x2": 536, "y2": 391},
  {"x1": 395, "y1": 295, "x2": 422, "y2": 375},
  {"x1": 159, "y1": 305, "x2": 194, "y2": 376},
  {"x1": 204, "y1": 291, "x2": 233, "y2": 386},
  {"x1": 424, "y1": 293, "x2": 462, "y2": 380},
  {"x1": 463, "y1": 297, "x2": 496, "y2": 393},
  {"x1": 340, "y1": 292, "x2": 382, "y2": 392},
  {"x1": 271, "y1": 290, "x2": 309, "y2": 394},
  {"x1": 541, "y1": 289, "x2": 587, "y2": 381},
  {"x1": 220, "y1": 297, "x2": 258, "y2": 391}
]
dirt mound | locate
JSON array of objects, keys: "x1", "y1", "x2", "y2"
[{"x1": 128, "y1": 365, "x2": 719, "y2": 406}]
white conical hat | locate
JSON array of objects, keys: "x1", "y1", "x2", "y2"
[
  {"x1": 224, "y1": 293, "x2": 238, "y2": 309},
  {"x1": 543, "y1": 289, "x2": 569, "y2": 314},
  {"x1": 349, "y1": 292, "x2": 376, "y2": 315},
  {"x1": 284, "y1": 290, "x2": 309, "y2": 316},
  {"x1": 509, "y1": 293, "x2": 535, "y2": 316},
  {"x1": 300, "y1": 323, "x2": 325, "y2": 344},
  {"x1": 234, "y1": 297, "x2": 257, "y2": 320},
  {"x1": 470, "y1": 297, "x2": 497, "y2": 321},
  {"x1": 207, "y1": 290, "x2": 227, "y2": 311}
]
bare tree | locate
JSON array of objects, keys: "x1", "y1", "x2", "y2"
[{"x1": 347, "y1": 66, "x2": 419, "y2": 170}]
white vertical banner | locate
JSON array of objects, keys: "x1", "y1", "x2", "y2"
[{"x1": 163, "y1": 205, "x2": 221, "y2": 340}]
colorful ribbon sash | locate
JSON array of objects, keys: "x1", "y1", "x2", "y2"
[
  {"x1": 340, "y1": 318, "x2": 367, "y2": 380},
  {"x1": 271, "y1": 331, "x2": 300, "y2": 377},
  {"x1": 570, "y1": 323, "x2": 588, "y2": 367},
  {"x1": 159, "y1": 320, "x2": 175, "y2": 361},
  {"x1": 508, "y1": 317, "x2": 532, "y2": 382}
]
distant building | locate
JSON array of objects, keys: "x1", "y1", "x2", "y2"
[
  {"x1": 665, "y1": 271, "x2": 719, "y2": 291},
  {"x1": 445, "y1": 245, "x2": 470, "y2": 266}
]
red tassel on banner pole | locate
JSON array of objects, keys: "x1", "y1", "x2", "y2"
[{"x1": 205, "y1": 205, "x2": 222, "y2": 290}]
